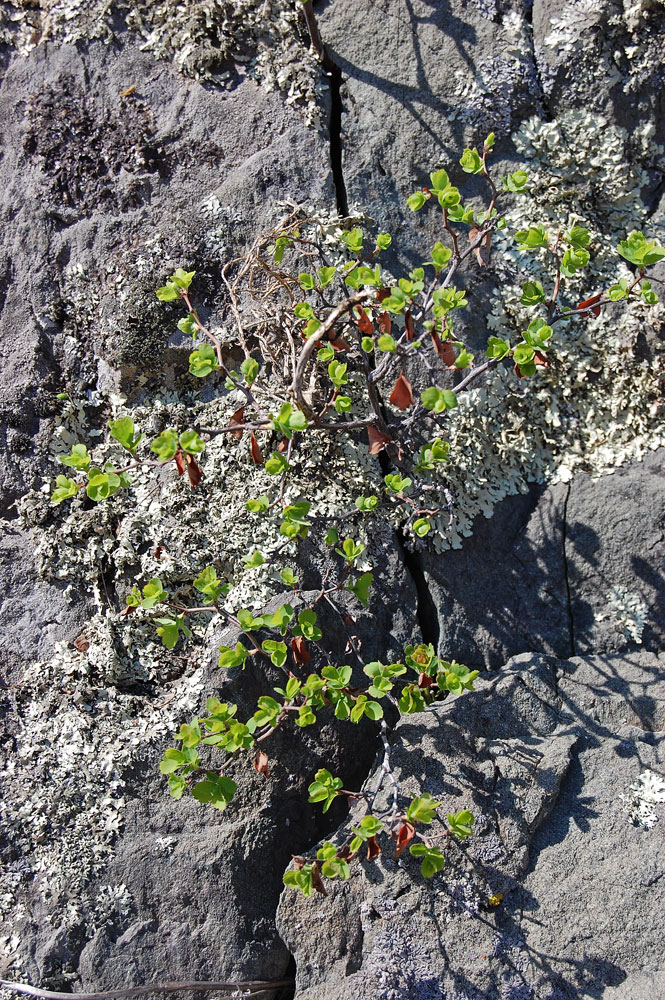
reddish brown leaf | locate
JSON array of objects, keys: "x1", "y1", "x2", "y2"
[
  {"x1": 185, "y1": 453, "x2": 204, "y2": 488},
  {"x1": 405, "y1": 310, "x2": 415, "y2": 341},
  {"x1": 73, "y1": 636, "x2": 90, "y2": 652},
  {"x1": 514, "y1": 363, "x2": 524, "y2": 380},
  {"x1": 367, "y1": 836, "x2": 382, "y2": 861},
  {"x1": 342, "y1": 613, "x2": 356, "y2": 627},
  {"x1": 229, "y1": 406, "x2": 245, "y2": 440},
  {"x1": 330, "y1": 336, "x2": 351, "y2": 352},
  {"x1": 277, "y1": 438, "x2": 289, "y2": 453},
  {"x1": 577, "y1": 292, "x2": 602, "y2": 318},
  {"x1": 253, "y1": 751, "x2": 270, "y2": 777},
  {"x1": 376, "y1": 287, "x2": 390, "y2": 303},
  {"x1": 250, "y1": 432, "x2": 263, "y2": 465},
  {"x1": 118, "y1": 605, "x2": 134, "y2": 617},
  {"x1": 377, "y1": 311, "x2": 391, "y2": 335},
  {"x1": 469, "y1": 226, "x2": 492, "y2": 267},
  {"x1": 357, "y1": 307, "x2": 374, "y2": 335},
  {"x1": 533, "y1": 350, "x2": 550, "y2": 368},
  {"x1": 367, "y1": 426, "x2": 392, "y2": 455},
  {"x1": 291, "y1": 636, "x2": 311, "y2": 667},
  {"x1": 394, "y1": 822, "x2": 416, "y2": 858},
  {"x1": 389, "y1": 372, "x2": 414, "y2": 411},
  {"x1": 174, "y1": 450, "x2": 186, "y2": 476},
  {"x1": 430, "y1": 330, "x2": 456, "y2": 367},
  {"x1": 311, "y1": 864, "x2": 327, "y2": 896},
  {"x1": 153, "y1": 545, "x2": 166, "y2": 560},
  {"x1": 338, "y1": 844, "x2": 352, "y2": 860},
  {"x1": 418, "y1": 671, "x2": 434, "y2": 689}
]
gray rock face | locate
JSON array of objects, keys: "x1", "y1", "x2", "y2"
[
  {"x1": 421, "y1": 447, "x2": 665, "y2": 668},
  {"x1": 0, "y1": 1, "x2": 663, "y2": 998},
  {"x1": 277, "y1": 651, "x2": 665, "y2": 1000}
]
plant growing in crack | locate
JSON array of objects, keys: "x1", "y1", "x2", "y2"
[{"x1": 47, "y1": 136, "x2": 664, "y2": 894}]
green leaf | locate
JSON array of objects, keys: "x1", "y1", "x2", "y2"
[
  {"x1": 520, "y1": 281, "x2": 545, "y2": 307},
  {"x1": 283, "y1": 865, "x2": 315, "y2": 896},
  {"x1": 429, "y1": 169, "x2": 449, "y2": 191},
  {"x1": 413, "y1": 517, "x2": 430, "y2": 538},
  {"x1": 156, "y1": 618, "x2": 180, "y2": 649},
  {"x1": 459, "y1": 147, "x2": 483, "y2": 174},
  {"x1": 328, "y1": 361, "x2": 349, "y2": 387},
  {"x1": 265, "y1": 452, "x2": 290, "y2": 476},
  {"x1": 421, "y1": 386, "x2": 458, "y2": 412},
  {"x1": 617, "y1": 230, "x2": 665, "y2": 267},
  {"x1": 246, "y1": 495, "x2": 270, "y2": 513},
  {"x1": 156, "y1": 283, "x2": 180, "y2": 302},
  {"x1": 86, "y1": 467, "x2": 122, "y2": 502},
  {"x1": 318, "y1": 266, "x2": 337, "y2": 288},
  {"x1": 348, "y1": 571, "x2": 373, "y2": 608},
  {"x1": 503, "y1": 169, "x2": 528, "y2": 192},
  {"x1": 486, "y1": 336, "x2": 510, "y2": 360},
  {"x1": 407, "y1": 792, "x2": 441, "y2": 824},
  {"x1": 308, "y1": 768, "x2": 343, "y2": 812},
  {"x1": 177, "y1": 313, "x2": 197, "y2": 336},
  {"x1": 141, "y1": 577, "x2": 168, "y2": 609},
  {"x1": 407, "y1": 191, "x2": 427, "y2": 211},
  {"x1": 58, "y1": 444, "x2": 91, "y2": 471},
  {"x1": 242, "y1": 549, "x2": 265, "y2": 568},
  {"x1": 566, "y1": 224, "x2": 590, "y2": 249},
  {"x1": 151, "y1": 429, "x2": 179, "y2": 462},
  {"x1": 240, "y1": 357, "x2": 259, "y2": 385},
  {"x1": 341, "y1": 228, "x2": 364, "y2": 254},
  {"x1": 399, "y1": 684, "x2": 425, "y2": 714},
  {"x1": 294, "y1": 302, "x2": 315, "y2": 320},
  {"x1": 253, "y1": 693, "x2": 282, "y2": 725},
  {"x1": 514, "y1": 225, "x2": 549, "y2": 251},
  {"x1": 317, "y1": 345, "x2": 335, "y2": 363},
  {"x1": 189, "y1": 343, "x2": 218, "y2": 378},
  {"x1": 109, "y1": 416, "x2": 143, "y2": 454},
  {"x1": 298, "y1": 272, "x2": 316, "y2": 291},
  {"x1": 334, "y1": 395, "x2": 352, "y2": 413},
  {"x1": 217, "y1": 642, "x2": 249, "y2": 669},
  {"x1": 159, "y1": 748, "x2": 186, "y2": 774},
  {"x1": 167, "y1": 773, "x2": 187, "y2": 799},
  {"x1": 561, "y1": 246, "x2": 590, "y2": 277},
  {"x1": 429, "y1": 241, "x2": 453, "y2": 271},
  {"x1": 192, "y1": 774, "x2": 237, "y2": 810},
  {"x1": 377, "y1": 334, "x2": 396, "y2": 352},
  {"x1": 170, "y1": 268, "x2": 195, "y2": 290},
  {"x1": 409, "y1": 843, "x2": 445, "y2": 877},
  {"x1": 355, "y1": 495, "x2": 379, "y2": 512},
  {"x1": 179, "y1": 430, "x2": 205, "y2": 454},
  {"x1": 261, "y1": 640, "x2": 288, "y2": 669},
  {"x1": 376, "y1": 233, "x2": 392, "y2": 250},
  {"x1": 447, "y1": 808, "x2": 475, "y2": 839}
]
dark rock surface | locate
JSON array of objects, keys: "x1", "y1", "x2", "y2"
[
  {"x1": 277, "y1": 650, "x2": 665, "y2": 999},
  {"x1": 421, "y1": 447, "x2": 665, "y2": 668}
]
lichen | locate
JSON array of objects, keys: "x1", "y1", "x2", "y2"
[
  {"x1": 0, "y1": 0, "x2": 324, "y2": 124},
  {"x1": 624, "y1": 769, "x2": 665, "y2": 828},
  {"x1": 601, "y1": 585, "x2": 650, "y2": 643}
]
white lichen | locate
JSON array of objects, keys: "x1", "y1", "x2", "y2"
[
  {"x1": 624, "y1": 769, "x2": 665, "y2": 828},
  {"x1": 600, "y1": 585, "x2": 650, "y2": 643}
]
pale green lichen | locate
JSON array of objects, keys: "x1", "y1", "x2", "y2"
[{"x1": 601, "y1": 585, "x2": 650, "y2": 644}]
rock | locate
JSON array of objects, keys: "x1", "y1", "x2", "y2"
[
  {"x1": 277, "y1": 650, "x2": 665, "y2": 1000},
  {"x1": 1, "y1": 584, "x2": 418, "y2": 992},
  {"x1": 420, "y1": 447, "x2": 665, "y2": 667}
]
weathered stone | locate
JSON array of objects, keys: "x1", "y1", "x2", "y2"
[
  {"x1": 277, "y1": 650, "x2": 665, "y2": 1000},
  {"x1": 421, "y1": 447, "x2": 665, "y2": 667}
]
